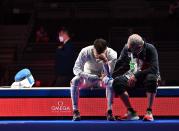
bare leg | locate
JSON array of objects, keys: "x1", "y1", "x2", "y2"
[
  {"x1": 120, "y1": 91, "x2": 133, "y2": 109},
  {"x1": 146, "y1": 92, "x2": 156, "y2": 109}
]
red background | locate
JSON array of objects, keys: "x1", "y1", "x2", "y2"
[{"x1": 0, "y1": 98, "x2": 178, "y2": 116}]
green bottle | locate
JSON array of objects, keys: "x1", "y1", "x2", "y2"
[{"x1": 129, "y1": 53, "x2": 137, "y2": 73}]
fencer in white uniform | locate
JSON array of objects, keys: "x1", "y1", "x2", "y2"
[{"x1": 71, "y1": 39, "x2": 117, "y2": 121}]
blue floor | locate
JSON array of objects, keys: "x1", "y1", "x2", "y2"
[{"x1": 1, "y1": 120, "x2": 179, "y2": 131}]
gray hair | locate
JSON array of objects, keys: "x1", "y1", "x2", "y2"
[{"x1": 127, "y1": 34, "x2": 144, "y2": 47}]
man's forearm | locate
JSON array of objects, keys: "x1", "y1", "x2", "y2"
[{"x1": 103, "y1": 63, "x2": 111, "y2": 77}]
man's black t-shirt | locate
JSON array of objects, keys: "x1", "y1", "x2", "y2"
[{"x1": 113, "y1": 42, "x2": 160, "y2": 79}]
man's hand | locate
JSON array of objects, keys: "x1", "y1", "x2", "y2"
[
  {"x1": 99, "y1": 73, "x2": 106, "y2": 80},
  {"x1": 128, "y1": 74, "x2": 137, "y2": 87},
  {"x1": 98, "y1": 53, "x2": 108, "y2": 63},
  {"x1": 103, "y1": 75, "x2": 113, "y2": 85}
]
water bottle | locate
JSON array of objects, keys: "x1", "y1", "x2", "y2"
[{"x1": 129, "y1": 53, "x2": 137, "y2": 73}]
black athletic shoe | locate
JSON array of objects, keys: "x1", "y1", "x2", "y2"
[
  {"x1": 106, "y1": 110, "x2": 115, "y2": 121},
  {"x1": 72, "y1": 110, "x2": 81, "y2": 121}
]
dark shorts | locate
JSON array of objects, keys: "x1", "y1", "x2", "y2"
[{"x1": 113, "y1": 73, "x2": 159, "y2": 95}]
